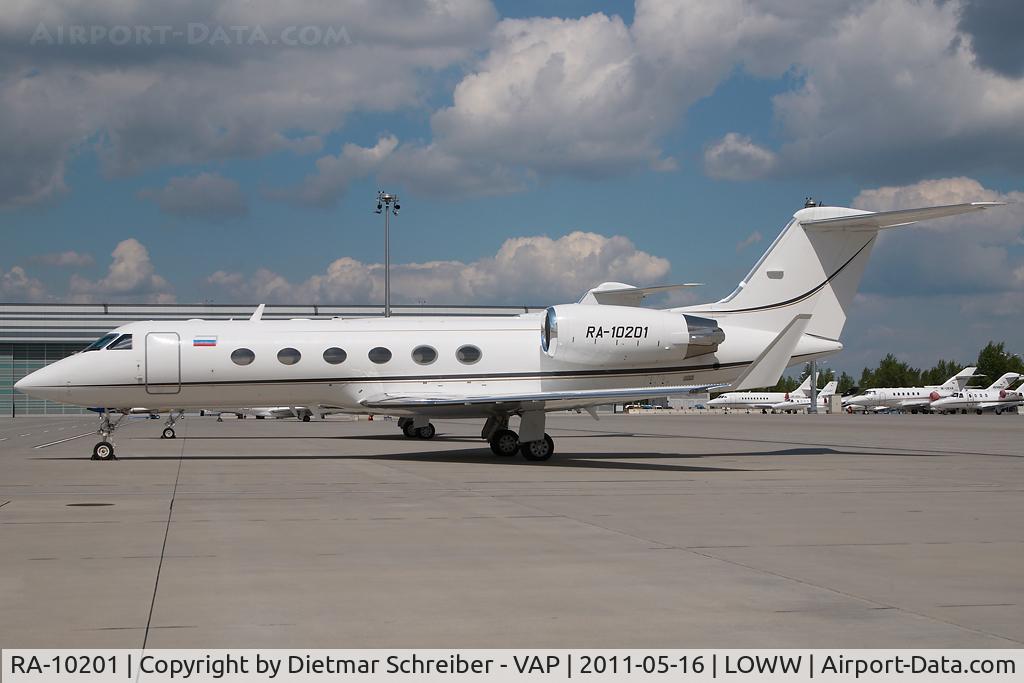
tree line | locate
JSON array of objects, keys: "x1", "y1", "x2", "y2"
[{"x1": 770, "y1": 342, "x2": 1023, "y2": 395}]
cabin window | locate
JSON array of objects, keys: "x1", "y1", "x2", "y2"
[
  {"x1": 411, "y1": 345, "x2": 437, "y2": 365},
  {"x1": 368, "y1": 347, "x2": 392, "y2": 364},
  {"x1": 83, "y1": 333, "x2": 118, "y2": 352},
  {"x1": 456, "y1": 344, "x2": 482, "y2": 365},
  {"x1": 277, "y1": 348, "x2": 301, "y2": 365},
  {"x1": 231, "y1": 348, "x2": 255, "y2": 366},
  {"x1": 107, "y1": 334, "x2": 133, "y2": 350},
  {"x1": 323, "y1": 347, "x2": 347, "y2": 364}
]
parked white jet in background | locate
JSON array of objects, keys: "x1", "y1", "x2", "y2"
[
  {"x1": 930, "y1": 373, "x2": 1023, "y2": 414},
  {"x1": 707, "y1": 374, "x2": 819, "y2": 411},
  {"x1": 843, "y1": 367, "x2": 977, "y2": 413},
  {"x1": 770, "y1": 380, "x2": 838, "y2": 413},
  {"x1": 706, "y1": 374, "x2": 817, "y2": 411},
  {"x1": 15, "y1": 201, "x2": 1003, "y2": 461}
]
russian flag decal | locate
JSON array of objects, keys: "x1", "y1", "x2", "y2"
[{"x1": 193, "y1": 336, "x2": 218, "y2": 347}]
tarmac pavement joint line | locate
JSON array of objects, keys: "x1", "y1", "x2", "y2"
[{"x1": 141, "y1": 417, "x2": 187, "y2": 651}]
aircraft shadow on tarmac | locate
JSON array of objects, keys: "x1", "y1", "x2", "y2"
[{"x1": 36, "y1": 445, "x2": 912, "y2": 473}]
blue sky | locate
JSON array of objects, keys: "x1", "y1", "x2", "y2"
[{"x1": 2, "y1": 1, "x2": 1023, "y2": 373}]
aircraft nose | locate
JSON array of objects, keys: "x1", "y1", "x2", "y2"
[{"x1": 14, "y1": 373, "x2": 34, "y2": 393}]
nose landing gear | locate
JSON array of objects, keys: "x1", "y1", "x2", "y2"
[{"x1": 91, "y1": 411, "x2": 126, "y2": 461}]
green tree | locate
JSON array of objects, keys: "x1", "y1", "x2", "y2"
[
  {"x1": 837, "y1": 371, "x2": 856, "y2": 394},
  {"x1": 770, "y1": 375, "x2": 800, "y2": 392},
  {"x1": 871, "y1": 353, "x2": 920, "y2": 388},
  {"x1": 920, "y1": 359, "x2": 964, "y2": 387},
  {"x1": 859, "y1": 366, "x2": 875, "y2": 389},
  {"x1": 976, "y1": 341, "x2": 1024, "y2": 387}
]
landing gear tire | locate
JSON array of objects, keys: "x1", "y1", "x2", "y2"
[
  {"x1": 416, "y1": 424, "x2": 436, "y2": 439},
  {"x1": 302, "y1": 414, "x2": 311, "y2": 422},
  {"x1": 92, "y1": 441, "x2": 116, "y2": 460},
  {"x1": 161, "y1": 427, "x2": 176, "y2": 439},
  {"x1": 489, "y1": 429, "x2": 519, "y2": 456},
  {"x1": 976, "y1": 409, "x2": 983, "y2": 415},
  {"x1": 402, "y1": 422, "x2": 418, "y2": 438},
  {"x1": 520, "y1": 433, "x2": 555, "y2": 462}
]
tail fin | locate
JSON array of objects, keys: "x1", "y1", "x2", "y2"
[
  {"x1": 794, "y1": 373, "x2": 816, "y2": 396},
  {"x1": 986, "y1": 372, "x2": 1020, "y2": 391},
  {"x1": 940, "y1": 366, "x2": 977, "y2": 391},
  {"x1": 819, "y1": 380, "x2": 838, "y2": 397},
  {"x1": 680, "y1": 202, "x2": 1002, "y2": 339}
]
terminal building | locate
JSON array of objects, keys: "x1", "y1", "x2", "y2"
[{"x1": 1, "y1": 302, "x2": 543, "y2": 416}]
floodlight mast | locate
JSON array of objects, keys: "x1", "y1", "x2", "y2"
[{"x1": 375, "y1": 191, "x2": 400, "y2": 318}]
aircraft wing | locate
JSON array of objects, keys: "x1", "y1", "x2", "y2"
[
  {"x1": 977, "y1": 400, "x2": 1024, "y2": 410},
  {"x1": 360, "y1": 383, "x2": 726, "y2": 413},
  {"x1": 581, "y1": 283, "x2": 703, "y2": 307},
  {"x1": 802, "y1": 202, "x2": 1004, "y2": 232},
  {"x1": 898, "y1": 398, "x2": 931, "y2": 409}
]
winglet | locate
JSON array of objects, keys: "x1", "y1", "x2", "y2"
[
  {"x1": 249, "y1": 304, "x2": 265, "y2": 322},
  {"x1": 731, "y1": 314, "x2": 812, "y2": 391}
]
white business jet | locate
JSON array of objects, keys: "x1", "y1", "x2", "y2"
[
  {"x1": 842, "y1": 366, "x2": 978, "y2": 413},
  {"x1": 15, "y1": 201, "x2": 1002, "y2": 461},
  {"x1": 769, "y1": 380, "x2": 838, "y2": 413},
  {"x1": 930, "y1": 373, "x2": 1023, "y2": 414},
  {"x1": 706, "y1": 373, "x2": 817, "y2": 411}
]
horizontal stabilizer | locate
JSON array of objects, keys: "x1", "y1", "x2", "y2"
[
  {"x1": 580, "y1": 282, "x2": 702, "y2": 307},
  {"x1": 731, "y1": 314, "x2": 811, "y2": 391},
  {"x1": 802, "y1": 202, "x2": 1004, "y2": 232}
]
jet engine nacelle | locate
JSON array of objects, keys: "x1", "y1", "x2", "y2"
[{"x1": 540, "y1": 304, "x2": 724, "y2": 366}]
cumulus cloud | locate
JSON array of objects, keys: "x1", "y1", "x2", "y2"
[
  {"x1": 139, "y1": 172, "x2": 247, "y2": 220},
  {"x1": 1, "y1": 266, "x2": 47, "y2": 301},
  {"x1": 29, "y1": 250, "x2": 94, "y2": 267},
  {"x1": 70, "y1": 238, "x2": 175, "y2": 302},
  {"x1": 704, "y1": 134, "x2": 777, "y2": 181},
  {"x1": 205, "y1": 231, "x2": 670, "y2": 305},
  {"x1": 0, "y1": 0, "x2": 497, "y2": 207}
]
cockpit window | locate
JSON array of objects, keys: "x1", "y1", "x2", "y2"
[
  {"x1": 83, "y1": 333, "x2": 118, "y2": 352},
  {"x1": 107, "y1": 334, "x2": 133, "y2": 350}
]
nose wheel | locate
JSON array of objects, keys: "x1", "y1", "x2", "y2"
[
  {"x1": 91, "y1": 441, "x2": 115, "y2": 461},
  {"x1": 90, "y1": 411, "x2": 126, "y2": 461}
]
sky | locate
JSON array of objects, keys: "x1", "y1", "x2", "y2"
[{"x1": 1, "y1": 0, "x2": 1023, "y2": 374}]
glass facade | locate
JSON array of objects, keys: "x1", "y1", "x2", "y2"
[{"x1": 1, "y1": 343, "x2": 90, "y2": 415}]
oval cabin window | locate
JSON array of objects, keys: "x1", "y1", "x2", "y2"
[
  {"x1": 456, "y1": 345, "x2": 482, "y2": 365},
  {"x1": 277, "y1": 348, "x2": 301, "y2": 365},
  {"x1": 323, "y1": 347, "x2": 347, "y2": 364},
  {"x1": 411, "y1": 346, "x2": 437, "y2": 365},
  {"x1": 231, "y1": 348, "x2": 255, "y2": 366}
]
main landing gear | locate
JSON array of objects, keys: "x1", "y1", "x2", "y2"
[
  {"x1": 160, "y1": 410, "x2": 184, "y2": 439},
  {"x1": 481, "y1": 414, "x2": 556, "y2": 462},
  {"x1": 397, "y1": 417, "x2": 436, "y2": 439},
  {"x1": 91, "y1": 411, "x2": 127, "y2": 461}
]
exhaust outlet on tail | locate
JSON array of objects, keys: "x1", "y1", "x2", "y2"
[{"x1": 682, "y1": 314, "x2": 725, "y2": 359}]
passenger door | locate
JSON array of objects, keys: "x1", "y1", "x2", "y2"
[{"x1": 145, "y1": 332, "x2": 181, "y2": 394}]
